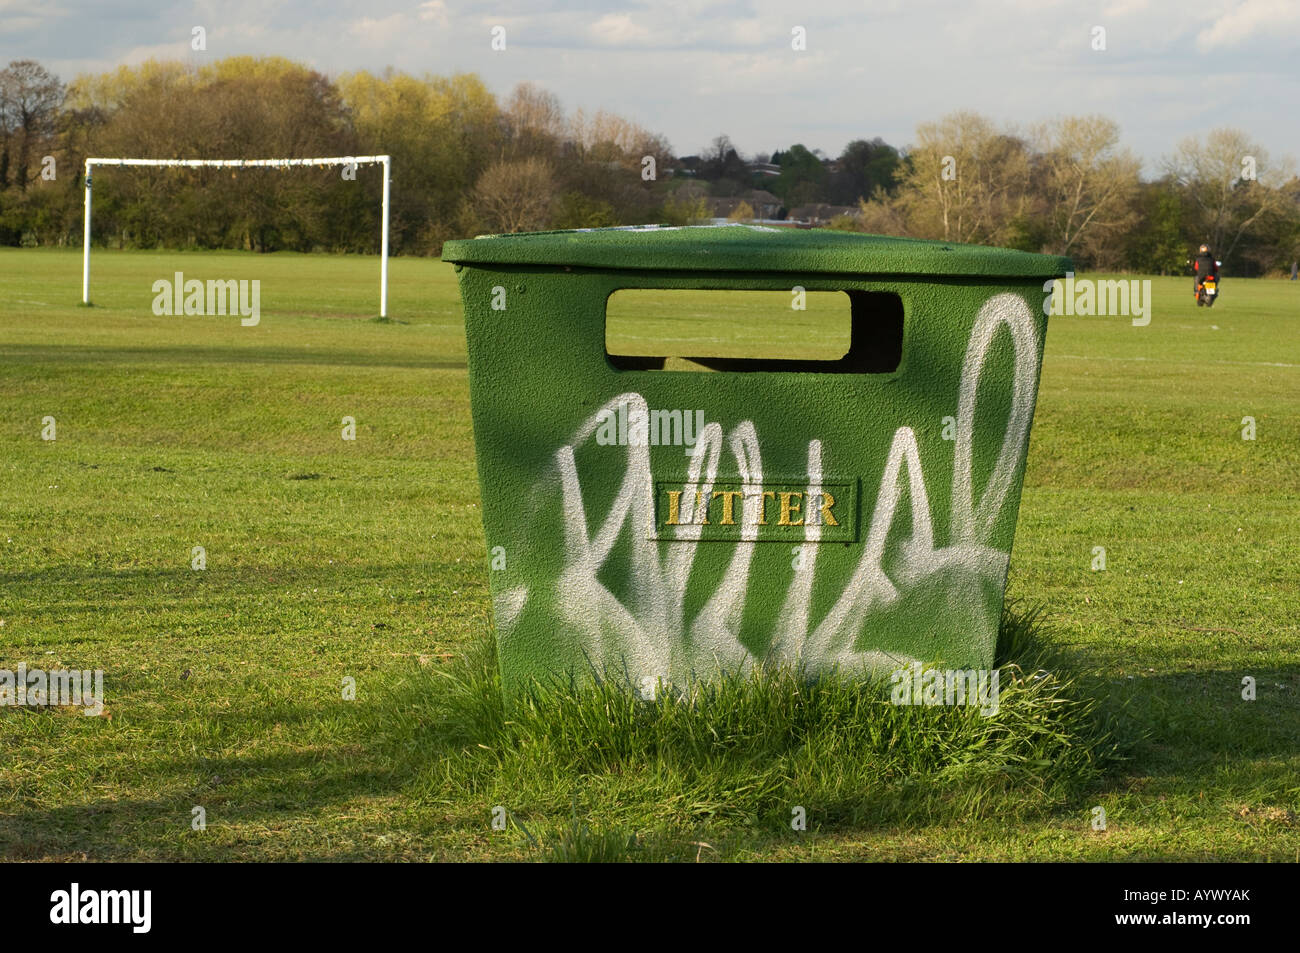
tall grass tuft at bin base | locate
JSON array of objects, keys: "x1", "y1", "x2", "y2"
[{"x1": 370, "y1": 604, "x2": 1120, "y2": 861}]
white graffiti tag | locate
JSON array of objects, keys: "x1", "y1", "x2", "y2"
[{"x1": 496, "y1": 293, "x2": 1039, "y2": 682}]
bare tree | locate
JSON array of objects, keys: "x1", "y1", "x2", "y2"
[
  {"x1": 503, "y1": 82, "x2": 564, "y2": 159},
  {"x1": 0, "y1": 59, "x2": 65, "y2": 190},
  {"x1": 854, "y1": 189, "x2": 912, "y2": 236},
  {"x1": 568, "y1": 107, "x2": 666, "y2": 168},
  {"x1": 1034, "y1": 115, "x2": 1140, "y2": 256},
  {"x1": 896, "y1": 111, "x2": 1032, "y2": 245},
  {"x1": 471, "y1": 156, "x2": 556, "y2": 233},
  {"x1": 1165, "y1": 128, "x2": 1297, "y2": 262}
]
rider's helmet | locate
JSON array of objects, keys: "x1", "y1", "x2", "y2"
[{"x1": 1199, "y1": 244, "x2": 1210, "y2": 254}]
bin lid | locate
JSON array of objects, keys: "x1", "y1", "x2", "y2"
[{"x1": 441, "y1": 224, "x2": 1071, "y2": 278}]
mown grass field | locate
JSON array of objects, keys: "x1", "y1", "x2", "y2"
[{"x1": 1, "y1": 246, "x2": 1298, "y2": 861}]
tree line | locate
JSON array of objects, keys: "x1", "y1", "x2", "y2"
[{"x1": 2, "y1": 56, "x2": 1296, "y2": 274}]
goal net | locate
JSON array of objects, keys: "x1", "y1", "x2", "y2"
[{"x1": 81, "y1": 155, "x2": 392, "y2": 316}]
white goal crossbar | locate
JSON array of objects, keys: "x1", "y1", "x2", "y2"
[{"x1": 82, "y1": 155, "x2": 392, "y2": 316}]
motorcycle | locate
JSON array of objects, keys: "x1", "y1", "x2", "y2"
[{"x1": 1196, "y1": 274, "x2": 1218, "y2": 308}]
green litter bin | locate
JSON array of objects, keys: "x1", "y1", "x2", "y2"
[{"x1": 442, "y1": 225, "x2": 1070, "y2": 697}]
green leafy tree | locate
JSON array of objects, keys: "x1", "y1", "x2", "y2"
[
  {"x1": 828, "y1": 138, "x2": 900, "y2": 205},
  {"x1": 660, "y1": 189, "x2": 711, "y2": 225},
  {"x1": 772, "y1": 143, "x2": 826, "y2": 205},
  {"x1": 727, "y1": 199, "x2": 754, "y2": 222},
  {"x1": 1122, "y1": 181, "x2": 1186, "y2": 275},
  {"x1": 553, "y1": 192, "x2": 617, "y2": 228},
  {"x1": 340, "y1": 69, "x2": 500, "y2": 253},
  {"x1": 698, "y1": 134, "x2": 750, "y2": 196}
]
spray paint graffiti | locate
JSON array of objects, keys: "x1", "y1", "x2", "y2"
[{"x1": 492, "y1": 292, "x2": 1040, "y2": 686}]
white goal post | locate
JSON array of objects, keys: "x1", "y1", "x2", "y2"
[{"x1": 82, "y1": 155, "x2": 392, "y2": 316}]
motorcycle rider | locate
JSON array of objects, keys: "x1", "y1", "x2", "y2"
[{"x1": 1193, "y1": 244, "x2": 1219, "y2": 300}]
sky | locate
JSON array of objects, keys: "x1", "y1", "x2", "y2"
[{"x1": 4, "y1": 0, "x2": 1299, "y2": 175}]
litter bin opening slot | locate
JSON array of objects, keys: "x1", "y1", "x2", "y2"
[{"x1": 605, "y1": 289, "x2": 903, "y2": 374}]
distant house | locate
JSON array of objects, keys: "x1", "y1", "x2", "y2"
[
  {"x1": 707, "y1": 189, "x2": 783, "y2": 221},
  {"x1": 786, "y1": 203, "x2": 861, "y2": 227},
  {"x1": 706, "y1": 197, "x2": 746, "y2": 219},
  {"x1": 745, "y1": 190, "x2": 782, "y2": 219},
  {"x1": 748, "y1": 161, "x2": 781, "y2": 178}
]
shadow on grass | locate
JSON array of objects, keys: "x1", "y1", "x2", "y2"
[
  {"x1": 1088, "y1": 665, "x2": 1300, "y2": 791},
  {"x1": 0, "y1": 748, "x2": 401, "y2": 862}
]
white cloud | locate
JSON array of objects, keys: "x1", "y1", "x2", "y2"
[
  {"x1": 1102, "y1": 0, "x2": 1149, "y2": 16},
  {"x1": 588, "y1": 13, "x2": 653, "y2": 47},
  {"x1": 348, "y1": 13, "x2": 413, "y2": 51},
  {"x1": 418, "y1": 1, "x2": 449, "y2": 27},
  {"x1": 1195, "y1": 0, "x2": 1300, "y2": 51}
]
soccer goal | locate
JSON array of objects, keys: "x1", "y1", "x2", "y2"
[{"x1": 81, "y1": 155, "x2": 392, "y2": 317}]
